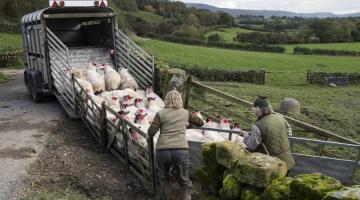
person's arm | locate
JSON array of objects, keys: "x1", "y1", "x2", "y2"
[
  {"x1": 285, "y1": 119, "x2": 292, "y2": 136},
  {"x1": 148, "y1": 113, "x2": 160, "y2": 138},
  {"x1": 188, "y1": 111, "x2": 205, "y2": 127},
  {"x1": 244, "y1": 125, "x2": 262, "y2": 152}
]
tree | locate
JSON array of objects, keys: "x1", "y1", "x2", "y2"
[
  {"x1": 207, "y1": 33, "x2": 224, "y2": 42},
  {"x1": 113, "y1": 0, "x2": 138, "y2": 12},
  {"x1": 157, "y1": 21, "x2": 176, "y2": 35},
  {"x1": 218, "y1": 12, "x2": 234, "y2": 27},
  {"x1": 144, "y1": 5, "x2": 156, "y2": 14},
  {"x1": 308, "y1": 19, "x2": 334, "y2": 43},
  {"x1": 187, "y1": 13, "x2": 199, "y2": 27}
]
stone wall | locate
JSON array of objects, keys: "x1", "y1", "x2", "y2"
[
  {"x1": 154, "y1": 59, "x2": 187, "y2": 99},
  {"x1": 307, "y1": 70, "x2": 360, "y2": 85},
  {"x1": 198, "y1": 141, "x2": 359, "y2": 200}
]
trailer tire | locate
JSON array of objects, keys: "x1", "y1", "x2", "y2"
[
  {"x1": 28, "y1": 71, "x2": 43, "y2": 103},
  {"x1": 29, "y1": 78, "x2": 42, "y2": 103},
  {"x1": 24, "y1": 71, "x2": 32, "y2": 98}
]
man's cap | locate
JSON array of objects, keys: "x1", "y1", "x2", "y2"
[{"x1": 253, "y1": 95, "x2": 269, "y2": 108}]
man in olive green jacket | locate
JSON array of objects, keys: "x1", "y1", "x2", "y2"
[
  {"x1": 244, "y1": 96, "x2": 295, "y2": 170},
  {"x1": 148, "y1": 90, "x2": 204, "y2": 200}
]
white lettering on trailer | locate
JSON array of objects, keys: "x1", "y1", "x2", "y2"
[{"x1": 49, "y1": 0, "x2": 108, "y2": 7}]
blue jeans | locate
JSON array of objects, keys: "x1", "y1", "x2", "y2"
[{"x1": 156, "y1": 149, "x2": 192, "y2": 189}]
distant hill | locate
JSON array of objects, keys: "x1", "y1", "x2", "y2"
[{"x1": 186, "y1": 3, "x2": 360, "y2": 18}]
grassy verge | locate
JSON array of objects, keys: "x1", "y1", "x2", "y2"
[
  {"x1": 0, "y1": 32, "x2": 23, "y2": 49},
  {"x1": 0, "y1": 72, "x2": 9, "y2": 84}
]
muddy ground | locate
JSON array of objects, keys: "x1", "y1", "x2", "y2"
[
  {"x1": 22, "y1": 117, "x2": 152, "y2": 200},
  {"x1": 0, "y1": 74, "x2": 151, "y2": 200}
]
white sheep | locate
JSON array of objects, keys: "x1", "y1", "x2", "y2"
[
  {"x1": 88, "y1": 94, "x2": 107, "y2": 108},
  {"x1": 118, "y1": 68, "x2": 139, "y2": 91},
  {"x1": 135, "y1": 98, "x2": 146, "y2": 109},
  {"x1": 146, "y1": 85, "x2": 165, "y2": 108},
  {"x1": 100, "y1": 91, "x2": 121, "y2": 109},
  {"x1": 147, "y1": 97, "x2": 162, "y2": 114},
  {"x1": 101, "y1": 63, "x2": 122, "y2": 91},
  {"x1": 203, "y1": 117, "x2": 225, "y2": 142},
  {"x1": 75, "y1": 78, "x2": 94, "y2": 99},
  {"x1": 219, "y1": 117, "x2": 231, "y2": 140},
  {"x1": 86, "y1": 62, "x2": 106, "y2": 94},
  {"x1": 71, "y1": 68, "x2": 87, "y2": 80},
  {"x1": 186, "y1": 129, "x2": 207, "y2": 142}
]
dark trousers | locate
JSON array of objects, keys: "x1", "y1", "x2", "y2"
[{"x1": 156, "y1": 149, "x2": 192, "y2": 189}]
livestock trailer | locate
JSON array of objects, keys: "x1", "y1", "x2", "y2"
[
  {"x1": 21, "y1": 0, "x2": 160, "y2": 194},
  {"x1": 21, "y1": 0, "x2": 154, "y2": 109}
]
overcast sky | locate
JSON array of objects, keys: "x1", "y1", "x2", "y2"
[{"x1": 181, "y1": 0, "x2": 360, "y2": 14}]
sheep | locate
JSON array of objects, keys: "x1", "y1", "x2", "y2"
[
  {"x1": 118, "y1": 68, "x2": 139, "y2": 91},
  {"x1": 121, "y1": 103, "x2": 138, "y2": 119},
  {"x1": 146, "y1": 85, "x2": 165, "y2": 108},
  {"x1": 130, "y1": 112, "x2": 151, "y2": 147},
  {"x1": 75, "y1": 78, "x2": 94, "y2": 99},
  {"x1": 71, "y1": 68, "x2": 87, "y2": 80},
  {"x1": 88, "y1": 94, "x2": 107, "y2": 108},
  {"x1": 186, "y1": 129, "x2": 207, "y2": 142},
  {"x1": 219, "y1": 117, "x2": 231, "y2": 140},
  {"x1": 86, "y1": 62, "x2": 106, "y2": 94},
  {"x1": 230, "y1": 123, "x2": 245, "y2": 146},
  {"x1": 135, "y1": 98, "x2": 146, "y2": 109},
  {"x1": 147, "y1": 96, "x2": 162, "y2": 114},
  {"x1": 101, "y1": 63, "x2": 122, "y2": 91},
  {"x1": 100, "y1": 91, "x2": 121, "y2": 109},
  {"x1": 135, "y1": 108, "x2": 155, "y2": 123},
  {"x1": 203, "y1": 116, "x2": 225, "y2": 142}
]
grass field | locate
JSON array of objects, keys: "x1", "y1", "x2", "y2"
[
  {"x1": 283, "y1": 42, "x2": 360, "y2": 54},
  {"x1": 202, "y1": 82, "x2": 360, "y2": 143},
  {"x1": 0, "y1": 72, "x2": 9, "y2": 84},
  {"x1": 204, "y1": 27, "x2": 254, "y2": 42},
  {"x1": 0, "y1": 33, "x2": 23, "y2": 50},
  {"x1": 130, "y1": 11, "x2": 165, "y2": 25},
  {"x1": 135, "y1": 38, "x2": 360, "y2": 84}
]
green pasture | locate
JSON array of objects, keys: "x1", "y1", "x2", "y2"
[
  {"x1": 130, "y1": 10, "x2": 165, "y2": 25},
  {"x1": 135, "y1": 38, "x2": 360, "y2": 84},
  {"x1": 204, "y1": 82, "x2": 360, "y2": 144},
  {"x1": 0, "y1": 32, "x2": 23, "y2": 50},
  {"x1": 0, "y1": 72, "x2": 9, "y2": 84},
  {"x1": 204, "y1": 27, "x2": 254, "y2": 42}
]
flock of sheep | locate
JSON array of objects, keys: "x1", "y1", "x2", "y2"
[{"x1": 71, "y1": 63, "x2": 245, "y2": 151}]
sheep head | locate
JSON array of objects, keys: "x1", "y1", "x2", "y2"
[{"x1": 147, "y1": 97, "x2": 156, "y2": 101}]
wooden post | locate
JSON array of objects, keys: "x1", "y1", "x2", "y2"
[
  {"x1": 148, "y1": 136, "x2": 157, "y2": 194},
  {"x1": 122, "y1": 119, "x2": 130, "y2": 170},
  {"x1": 184, "y1": 76, "x2": 192, "y2": 109},
  {"x1": 71, "y1": 73, "x2": 78, "y2": 115},
  {"x1": 100, "y1": 102, "x2": 107, "y2": 148}
]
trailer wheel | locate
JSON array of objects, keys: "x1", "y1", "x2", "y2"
[
  {"x1": 24, "y1": 72, "x2": 32, "y2": 98},
  {"x1": 29, "y1": 76, "x2": 42, "y2": 103}
]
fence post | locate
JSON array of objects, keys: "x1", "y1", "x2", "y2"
[
  {"x1": 100, "y1": 102, "x2": 107, "y2": 148},
  {"x1": 260, "y1": 69, "x2": 266, "y2": 85},
  {"x1": 307, "y1": 69, "x2": 312, "y2": 84},
  {"x1": 148, "y1": 136, "x2": 157, "y2": 194},
  {"x1": 184, "y1": 76, "x2": 192, "y2": 109},
  {"x1": 71, "y1": 73, "x2": 78, "y2": 114},
  {"x1": 122, "y1": 119, "x2": 130, "y2": 170}
]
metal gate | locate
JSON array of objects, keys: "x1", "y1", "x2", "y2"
[{"x1": 114, "y1": 28, "x2": 154, "y2": 90}]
